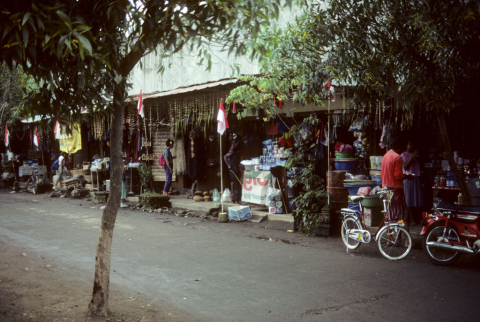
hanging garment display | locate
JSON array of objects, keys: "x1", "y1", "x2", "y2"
[{"x1": 174, "y1": 134, "x2": 186, "y2": 175}]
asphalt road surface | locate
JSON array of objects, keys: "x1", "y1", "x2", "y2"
[{"x1": 1, "y1": 191, "x2": 479, "y2": 321}]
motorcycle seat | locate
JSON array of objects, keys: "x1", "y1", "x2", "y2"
[{"x1": 437, "y1": 200, "x2": 480, "y2": 215}]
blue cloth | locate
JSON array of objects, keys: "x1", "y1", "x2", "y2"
[
  {"x1": 164, "y1": 165, "x2": 172, "y2": 192},
  {"x1": 121, "y1": 180, "x2": 127, "y2": 200}
]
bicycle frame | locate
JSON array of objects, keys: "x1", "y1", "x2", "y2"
[{"x1": 342, "y1": 190, "x2": 403, "y2": 243}]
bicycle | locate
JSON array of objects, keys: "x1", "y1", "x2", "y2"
[
  {"x1": 25, "y1": 166, "x2": 39, "y2": 195},
  {"x1": 340, "y1": 187, "x2": 412, "y2": 260}
]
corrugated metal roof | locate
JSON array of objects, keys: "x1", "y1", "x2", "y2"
[{"x1": 129, "y1": 78, "x2": 240, "y2": 101}]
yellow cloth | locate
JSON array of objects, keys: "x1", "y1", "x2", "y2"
[{"x1": 59, "y1": 123, "x2": 82, "y2": 154}]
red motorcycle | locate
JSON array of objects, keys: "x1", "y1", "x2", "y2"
[{"x1": 421, "y1": 199, "x2": 480, "y2": 266}]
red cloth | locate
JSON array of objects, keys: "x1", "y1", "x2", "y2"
[{"x1": 381, "y1": 150, "x2": 404, "y2": 189}]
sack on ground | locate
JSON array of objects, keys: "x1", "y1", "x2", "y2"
[
  {"x1": 222, "y1": 188, "x2": 232, "y2": 203},
  {"x1": 212, "y1": 188, "x2": 221, "y2": 202}
]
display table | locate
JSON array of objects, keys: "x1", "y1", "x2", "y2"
[
  {"x1": 90, "y1": 168, "x2": 109, "y2": 191},
  {"x1": 19, "y1": 165, "x2": 47, "y2": 177},
  {"x1": 242, "y1": 171, "x2": 271, "y2": 205}
]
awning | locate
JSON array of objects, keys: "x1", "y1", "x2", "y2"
[{"x1": 128, "y1": 78, "x2": 240, "y2": 102}]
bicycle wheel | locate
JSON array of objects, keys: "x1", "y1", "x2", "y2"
[
  {"x1": 423, "y1": 224, "x2": 461, "y2": 266},
  {"x1": 341, "y1": 216, "x2": 362, "y2": 250},
  {"x1": 377, "y1": 225, "x2": 412, "y2": 260}
]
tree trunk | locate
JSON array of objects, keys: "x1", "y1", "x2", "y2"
[
  {"x1": 436, "y1": 111, "x2": 472, "y2": 206},
  {"x1": 88, "y1": 86, "x2": 125, "y2": 316}
]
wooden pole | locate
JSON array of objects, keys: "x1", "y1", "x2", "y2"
[{"x1": 220, "y1": 132, "x2": 224, "y2": 213}]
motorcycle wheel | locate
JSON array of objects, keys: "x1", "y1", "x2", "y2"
[
  {"x1": 423, "y1": 224, "x2": 461, "y2": 266},
  {"x1": 341, "y1": 217, "x2": 362, "y2": 250},
  {"x1": 377, "y1": 225, "x2": 412, "y2": 260}
]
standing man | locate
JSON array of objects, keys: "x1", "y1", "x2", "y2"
[
  {"x1": 224, "y1": 132, "x2": 242, "y2": 204},
  {"x1": 162, "y1": 139, "x2": 175, "y2": 196},
  {"x1": 381, "y1": 137, "x2": 413, "y2": 233},
  {"x1": 54, "y1": 152, "x2": 67, "y2": 189}
]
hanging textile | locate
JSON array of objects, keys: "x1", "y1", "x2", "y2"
[
  {"x1": 174, "y1": 134, "x2": 186, "y2": 176},
  {"x1": 58, "y1": 123, "x2": 82, "y2": 154}
]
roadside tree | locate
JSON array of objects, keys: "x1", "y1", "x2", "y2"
[{"x1": 0, "y1": 0, "x2": 283, "y2": 316}]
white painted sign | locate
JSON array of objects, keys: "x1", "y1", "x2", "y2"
[{"x1": 242, "y1": 172, "x2": 270, "y2": 205}]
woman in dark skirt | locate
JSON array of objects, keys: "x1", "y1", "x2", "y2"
[{"x1": 401, "y1": 139, "x2": 423, "y2": 224}]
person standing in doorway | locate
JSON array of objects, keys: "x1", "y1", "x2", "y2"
[
  {"x1": 163, "y1": 139, "x2": 175, "y2": 196},
  {"x1": 224, "y1": 132, "x2": 242, "y2": 204},
  {"x1": 54, "y1": 152, "x2": 67, "y2": 190},
  {"x1": 401, "y1": 139, "x2": 423, "y2": 224}
]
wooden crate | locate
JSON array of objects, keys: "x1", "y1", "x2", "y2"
[{"x1": 71, "y1": 169, "x2": 90, "y2": 176}]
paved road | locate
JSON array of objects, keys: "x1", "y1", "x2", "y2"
[{"x1": 1, "y1": 191, "x2": 479, "y2": 321}]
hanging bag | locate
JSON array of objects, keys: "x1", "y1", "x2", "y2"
[{"x1": 267, "y1": 120, "x2": 279, "y2": 135}]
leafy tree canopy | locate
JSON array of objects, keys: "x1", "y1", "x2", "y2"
[
  {"x1": 0, "y1": 0, "x2": 286, "y2": 127},
  {"x1": 229, "y1": 0, "x2": 480, "y2": 118}
]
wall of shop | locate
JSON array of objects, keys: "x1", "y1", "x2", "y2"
[{"x1": 127, "y1": 5, "x2": 303, "y2": 96}]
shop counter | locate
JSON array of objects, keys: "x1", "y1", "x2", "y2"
[{"x1": 242, "y1": 171, "x2": 271, "y2": 205}]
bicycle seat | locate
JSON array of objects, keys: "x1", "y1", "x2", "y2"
[
  {"x1": 349, "y1": 196, "x2": 364, "y2": 203},
  {"x1": 341, "y1": 208, "x2": 361, "y2": 215}
]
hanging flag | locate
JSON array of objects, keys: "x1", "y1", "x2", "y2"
[
  {"x1": 232, "y1": 100, "x2": 236, "y2": 113},
  {"x1": 217, "y1": 98, "x2": 229, "y2": 135},
  {"x1": 33, "y1": 128, "x2": 40, "y2": 147},
  {"x1": 54, "y1": 121, "x2": 60, "y2": 134},
  {"x1": 4, "y1": 124, "x2": 9, "y2": 147},
  {"x1": 137, "y1": 89, "x2": 144, "y2": 118}
]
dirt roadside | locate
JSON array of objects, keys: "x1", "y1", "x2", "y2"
[{"x1": 0, "y1": 237, "x2": 198, "y2": 322}]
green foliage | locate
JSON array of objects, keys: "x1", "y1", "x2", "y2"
[
  {"x1": 285, "y1": 125, "x2": 327, "y2": 236},
  {"x1": 269, "y1": 0, "x2": 480, "y2": 115},
  {"x1": 0, "y1": 0, "x2": 285, "y2": 125},
  {"x1": 0, "y1": 62, "x2": 34, "y2": 131},
  {"x1": 139, "y1": 191, "x2": 162, "y2": 198},
  {"x1": 138, "y1": 162, "x2": 153, "y2": 192}
]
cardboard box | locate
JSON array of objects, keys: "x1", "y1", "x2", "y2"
[
  {"x1": 364, "y1": 207, "x2": 383, "y2": 227},
  {"x1": 228, "y1": 206, "x2": 252, "y2": 221}
]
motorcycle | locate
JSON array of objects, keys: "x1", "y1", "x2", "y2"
[{"x1": 421, "y1": 199, "x2": 480, "y2": 266}]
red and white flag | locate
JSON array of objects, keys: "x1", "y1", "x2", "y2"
[
  {"x1": 33, "y1": 128, "x2": 40, "y2": 147},
  {"x1": 4, "y1": 124, "x2": 9, "y2": 147},
  {"x1": 54, "y1": 121, "x2": 60, "y2": 134},
  {"x1": 217, "y1": 98, "x2": 229, "y2": 135},
  {"x1": 137, "y1": 89, "x2": 144, "y2": 118}
]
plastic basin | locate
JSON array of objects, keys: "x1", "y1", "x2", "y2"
[
  {"x1": 334, "y1": 159, "x2": 357, "y2": 170},
  {"x1": 361, "y1": 196, "x2": 384, "y2": 208},
  {"x1": 335, "y1": 151, "x2": 353, "y2": 158}
]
